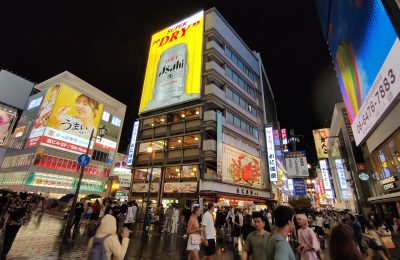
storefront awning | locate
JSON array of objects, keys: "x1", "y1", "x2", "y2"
[{"x1": 367, "y1": 192, "x2": 400, "y2": 203}]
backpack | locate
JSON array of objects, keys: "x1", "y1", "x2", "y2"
[{"x1": 88, "y1": 234, "x2": 111, "y2": 260}]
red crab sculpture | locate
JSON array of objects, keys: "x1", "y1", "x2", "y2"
[{"x1": 230, "y1": 155, "x2": 261, "y2": 186}]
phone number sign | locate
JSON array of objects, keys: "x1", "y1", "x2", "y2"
[{"x1": 352, "y1": 39, "x2": 400, "y2": 145}]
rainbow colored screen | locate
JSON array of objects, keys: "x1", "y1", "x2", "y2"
[{"x1": 318, "y1": 0, "x2": 398, "y2": 122}]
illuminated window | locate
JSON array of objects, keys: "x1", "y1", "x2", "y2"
[
  {"x1": 27, "y1": 96, "x2": 43, "y2": 110},
  {"x1": 111, "y1": 116, "x2": 121, "y2": 127},
  {"x1": 182, "y1": 165, "x2": 198, "y2": 178},
  {"x1": 165, "y1": 167, "x2": 181, "y2": 179},
  {"x1": 102, "y1": 111, "x2": 110, "y2": 122},
  {"x1": 183, "y1": 135, "x2": 200, "y2": 147},
  {"x1": 138, "y1": 140, "x2": 165, "y2": 153},
  {"x1": 168, "y1": 137, "x2": 182, "y2": 150}
]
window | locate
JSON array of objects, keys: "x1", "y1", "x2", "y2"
[
  {"x1": 143, "y1": 115, "x2": 167, "y2": 128},
  {"x1": 102, "y1": 111, "x2": 110, "y2": 122},
  {"x1": 226, "y1": 88, "x2": 257, "y2": 116},
  {"x1": 143, "y1": 118, "x2": 155, "y2": 128},
  {"x1": 185, "y1": 107, "x2": 201, "y2": 120},
  {"x1": 165, "y1": 166, "x2": 181, "y2": 179},
  {"x1": 134, "y1": 169, "x2": 148, "y2": 180},
  {"x1": 226, "y1": 111, "x2": 259, "y2": 139},
  {"x1": 168, "y1": 137, "x2": 182, "y2": 150},
  {"x1": 225, "y1": 66, "x2": 256, "y2": 98},
  {"x1": 225, "y1": 47, "x2": 256, "y2": 82},
  {"x1": 138, "y1": 140, "x2": 165, "y2": 153},
  {"x1": 183, "y1": 135, "x2": 200, "y2": 147},
  {"x1": 111, "y1": 116, "x2": 122, "y2": 127},
  {"x1": 182, "y1": 165, "x2": 198, "y2": 178},
  {"x1": 226, "y1": 88, "x2": 233, "y2": 100},
  {"x1": 27, "y1": 96, "x2": 43, "y2": 110}
]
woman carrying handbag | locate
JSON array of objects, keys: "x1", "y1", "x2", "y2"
[{"x1": 186, "y1": 206, "x2": 204, "y2": 260}]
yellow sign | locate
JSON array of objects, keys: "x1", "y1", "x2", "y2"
[
  {"x1": 312, "y1": 128, "x2": 330, "y2": 159},
  {"x1": 139, "y1": 11, "x2": 204, "y2": 113},
  {"x1": 42, "y1": 84, "x2": 104, "y2": 154}
]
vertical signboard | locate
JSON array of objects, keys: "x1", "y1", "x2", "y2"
[
  {"x1": 266, "y1": 126, "x2": 277, "y2": 182},
  {"x1": 285, "y1": 151, "x2": 309, "y2": 178},
  {"x1": 127, "y1": 121, "x2": 139, "y2": 166},
  {"x1": 216, "y1": 111, "x2": 223, "y2": 176},
  {"x1": 312, "y1": 128, "x2": 329, "y2": 159},
  {"x1": 139, "y1": 11, "x2": 204, "y2": 113},
  {"x1": 293, "y1": 179, "x2": 307, "y2": 196},
  {"x1": 319, "y1": 159, "x2": 334, "y2": 198},
  {"x1": 334, "y1": 159, "x2": 348, "y2": 190}
]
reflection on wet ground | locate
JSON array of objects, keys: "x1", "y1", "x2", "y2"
[{"x1": 0, "y1": 213, "x2": 239, "y2": 260}]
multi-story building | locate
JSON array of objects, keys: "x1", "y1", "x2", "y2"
[
  {"x1": 130, "y1": 8, "x2": 279, "y2": 210},
  {"x1": 315, "y1": 0, "x2": 400, "y2": 217},
  {"x1": 0, "y1": 72, "x2": 126, "y2": 197}
]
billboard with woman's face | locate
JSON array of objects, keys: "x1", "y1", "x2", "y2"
[
  {"x1": 0, "y1": 105, "x2": 17, "y2": 146},
  {"x1": 26, "y1": 84, "x2": 104, "y2": 154}
]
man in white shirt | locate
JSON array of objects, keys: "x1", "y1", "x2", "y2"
[
  {"x1": 171, "y1": 204, "x2": 180, "y2": 234},
  {"x1": 201, "y1": 203, "x2": 216, "y2": 260}
]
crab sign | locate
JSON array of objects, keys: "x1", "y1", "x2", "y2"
[{"x1": 230, "y1": 155, "x2": 261, "y2": 186}]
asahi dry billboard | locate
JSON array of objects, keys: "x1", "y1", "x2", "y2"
[{"x1": 139, "y1": 11, "x2": 204, "y2": 113}]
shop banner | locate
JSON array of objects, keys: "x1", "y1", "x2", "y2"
[
  {"x1": 222, "y1": 144, "x2": 262, "y2": 188},
  {"x1": 293, "y1": 179, "x2": 307, "y2": 196},
  {"x1": 131, "y1": 183, "x2": 159, "y2": 193},
  {"x1": 94, "y1": 137, "x2": 117, "y2": 151},
  {"x1": 318, "y1": 180, "x2": 326, "y2": 199},
  {"x1": 0, "y1": 105, "x2": 17, "y2": 146},
  {"x1": 285, "y1": 151, "x2": 309, "y2": 178},
  {"x1": 139, "y1": 11, "x2": 204, "y2": 113},
  {"x1": 216, "y1": 110, "x2": 223, "y2": 176},
  {"x1": 127, "y1": 121, "x2": 139, "y2": 166},
  {"x1": 334, "y1": 159, "x2": 348, "y2": 190},
  {"x1": 163, "y1": 182, "x2": 197, "y2": 193},
  {"x1": 266, "y1": 126, "x2": 278, "y2": 182},
  {"x1": 312, "y1": 128, "x2": 329, "y2": 159}
]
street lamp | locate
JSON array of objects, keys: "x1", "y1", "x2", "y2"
[
  {"x1": 143, "y1": 144, "x2": 154, "y2": 239},
  {"x1": 62, "y1": 126, "x2": 107, "y2": 242}
]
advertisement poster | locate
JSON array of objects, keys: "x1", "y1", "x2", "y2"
[
  {"x1": 139, "y1": 11, "x2": 204, "y2": 113},
  {"x1": 131, "y1": 183, "x2": 159, "y2": 193},
  {"x1": 216, "y1": 111, "x2": 223, "y2": 176},
  {"x1": 0, "y1": 106, "x2": 17, "y2": 146},
  {"x1": 312, "y1": 128, "x2": 329, "y2": 159},
  {"x1": 318, "y1": 1, "x2": 400, "y2": 144},
  {"x1": 164, "y1": 182, "x2": 197, "y2": 193},
  {"x1": 293, "y1": 179, "x2": 307, "y2": 196},
  {"x1": 32, "y1": 84, "x2": 104, "y2": 154},
  {"x1": 285, "y1": 151, "x2": 309, "y2": 178},
  {"x1": 222, "y1": 144, "x2": 262, "y2": 188},
  {"x1": 266, "y1": 126, "x2": 278, "y2": 182},
  {"x1": 26, "y1": 85, "x2": 60, "y2": 147}
]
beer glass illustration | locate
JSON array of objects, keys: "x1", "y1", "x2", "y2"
[{"x1": 145, "y1": 43, "x2": 193, "y2": 111}]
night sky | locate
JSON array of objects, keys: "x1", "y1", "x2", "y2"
[{"x1": 0, "y1": 1, "x2": 342, "y2": 164}]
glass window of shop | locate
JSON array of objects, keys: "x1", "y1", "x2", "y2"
[
  {"x1": 170, "y1": 107, "x2": 200, "y2": 123},
  {"x1": 182, "y1": 165, "x2": 198, "y2": 178},
  {"x1": 168, "y1": 137, "x2": 182, "y2": 150},
  {"x1": 165, "y1": 165, "x2": 198, "y2": 179},
  {"x1": 165, "y1": 166, "x2": 181, "y2": 179},
  {"x1": 138, "y1": 140, "x2": 165, "y2": 153},
  {"x1": 183, "y1": 134, "x2": 200, "y2": 147},
  {"x1": 143, "y1": 115, "x2": 167, "y2": 129},
  {"x1": 370, "y1": 129, "x2": 400, "y2": 178},
  {"x1": 134, "y1": 168, "x2": 161, "y2": 181}
]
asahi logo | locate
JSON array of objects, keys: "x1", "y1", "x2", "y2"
[{"x1": 158, "y1": 58, "x2": 185, "y2": 77}]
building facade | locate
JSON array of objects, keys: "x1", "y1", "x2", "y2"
[
  {"x1": 130, "y1": 8, "x2": 279, "y2": 210},
  {"x1": 0, "y1": 72, "x2": 126, "y2": 197}
]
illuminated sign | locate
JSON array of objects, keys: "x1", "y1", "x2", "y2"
[
  {"x1": 285, "y1": 151, "x2": 309, "y2": 178},
  {"x1": 319, "y1": 159, "x2": 334, "y2": 198},
  {"x1": 0, "y1": 106, "x2": 17, "y2": 146},
  {"x1": 111, "y1": 116, "x2": 121, "y2": 127},
  {"x1": 222, "y1": 144, "x2": 262, "y2": 188},
  {"x1": 281, "y1": 128, "x2": 288, "y2": 145},
  {"x1": 27, "y1": 96, "x2": 43, "y2": 110},
  {"x1": 334, "y1": 159, "x2": 348, "y2": 190},
  {"x1": 312, "y1": 128, "x2": 329, "y2": 159},
  {"x1": 293, "y1": 179, "x2": 307, "y2": 196},
  {"x1": 380, "y1": 176, "x2": 398, "y2": 190},
  {"x1": 139, "y1": 11, "x2": 204, "y2": 113},
  {"x1": 26, "y1": 84, "x2": 104, "y2": 154},
  {"x1": 316, "y1": 1, "x2": 400, "y2": 145},
  {"x1": 164, "y1": 182, "x2": 197, "y2": 193},
  {"x1": 102, "y1": 111, "x2": 110, "y2": 122},
  {"x1": 127, "y1": 121, "x2": 139, "y2": 166},
  {"x1": 216, "y1": 111, "x2": 223, "y2": 176},
  {"x1": 94, "y1": 137, "x2": 117, "y2": 151},
  {"x1": 266, "y1": 127, "x2": 278, "y2": 182},
  {"x1": 14, "y1": 126, "x2": 25, "y2": 138}
]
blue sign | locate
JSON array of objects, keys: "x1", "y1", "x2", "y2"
[
  {"x1": 293, "y1": 179, "x2": 307, "y2": 196},
  {"x1": 77, "y1": 154, "x2": 91, "y2": 167}
]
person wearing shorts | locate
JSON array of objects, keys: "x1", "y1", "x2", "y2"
[{"x1": 201, "y1": 203, "x2": 216, "y2": 259}]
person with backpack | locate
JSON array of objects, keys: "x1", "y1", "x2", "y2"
[
  {"x1": 1, "y1": 193, "x2": 30, "y2": 260},
  {"x1": 242, "y1": 211, "x2": 270, "y2": 260},
  {"x1": 87, "y1": 214, "x2": 130, "y2": 260}
]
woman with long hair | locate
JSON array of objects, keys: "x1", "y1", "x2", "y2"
[
  {"x1": 296, "y1": 214, "x2": 320, "y2": 260},
  {"x1": 329, "y1": 223, "x2": 363, "y2": 260},
  {"x1": 186, "y1": 206, "x2": 203, "y2": 260}
]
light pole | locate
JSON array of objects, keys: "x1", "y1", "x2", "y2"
[
  {"x1": 142, "y1": 145, "x2": 154, "y2": 239},
  {"x1": 62, "y1": 126, "x2": 106, "y2": 242}
]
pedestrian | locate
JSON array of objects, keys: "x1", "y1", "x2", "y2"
[
  {"x1": 201, "y1": 203, "x2": 216, "y2": 260},
  {"x1": 216, "y1": 206, "x2": 224, "y2": 230},
  {"x1": 186, "y1": 206, "x2": 203, "y2": 260},
  {"x1": 226, "y1": 207, "x2": 234, "y2": 231},
  {"x1": 242, "y1": 211, "x2": 270, "y2": 260},
  {"x1": 365, "y1": 221, "x2": 389, "y2": 260},
  {"x1": 72, "y1": 198, "x2": 85, "y2": 229},
  {"x1": 315, "y1": 213, "x2": 324, "y2": 239},
  {"x1": 329, "y1": 223, "x2": 363, "y2": 260},
  {"x1": 265, "y1": 205, "x2": 296, "y2": 260},
  {"x1": 91, "y1": 199, "x2": 101, "y2": 222},
  {"x1": 1, "y1": 193, "x2": 30, "y2": 260},
  {"x1": 296, "y1": 214, "x2": 320, "y2": 260},
  {"x1": 163, "y1": 204, "x2": 173, "y2": 232},
  {"x1": 87, "y1": 214, "x2": 130, "y2": 260},
  {"x1": 182, "y1": 205, "x2": 192, "y2": 238},
  {"x1": 232, "y1": 209, "x2": 242, "y2": 249},
  {"x1": 241, "y1": 214, "x2": 255, "y2": 241},
  {"x1": 83, "y1": 202, "x2": 93, "y2": 225},
  {"x1": 124, "y1": 201, "x2": 137, "y2": 231},
  {"x1": 345, "y1": 214, "x2": 364, "y2": 255},
  {"x1": 171, "y1": 204, "x2": 180, "y2": 234}
]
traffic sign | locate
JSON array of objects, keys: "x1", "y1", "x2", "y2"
[{"x1": 77, "y1": 154, "x2": 91, "y2": 166}]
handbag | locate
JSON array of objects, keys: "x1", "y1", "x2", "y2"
[
  {"x1": 190, "y1": 234, "x2": 201, "y2": 245},
  {"x1": 381, "y1": 236, "x2": 395, "y2": 249}
]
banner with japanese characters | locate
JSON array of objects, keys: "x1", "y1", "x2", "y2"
[
  {"x1": 312, "y1": 128, "x2": 329, "y2": 159},
  {"x1": 29, "y1": 84, "x2": 104, "y2": 154},
  {"x1": 285, "y1": 150, "x2": 309, "y2": 178}
]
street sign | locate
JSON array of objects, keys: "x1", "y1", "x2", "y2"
[{"x1": 77, "y1": 154, "x2": 91, "y2": 167}]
